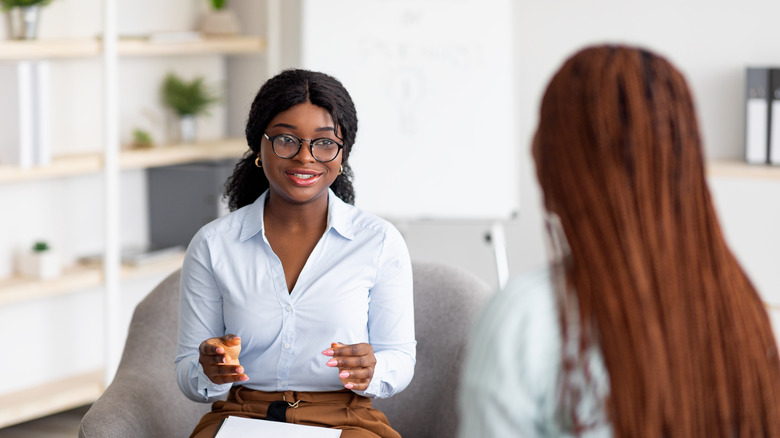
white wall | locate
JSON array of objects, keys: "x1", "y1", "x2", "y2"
[{"x1": 515, "y1": 0, "x2": 780, "y2": 161}]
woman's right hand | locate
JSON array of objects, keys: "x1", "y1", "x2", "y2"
[{"x1": 198, "y1": 334, "x2": 249, "y2": 384}]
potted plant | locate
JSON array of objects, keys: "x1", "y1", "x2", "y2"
[
  {"x1": 18, "y1": 240, "x2": 60, "y2": 279},
  {"x1": 2, "y1": 0, "x2": 55, "y2": 40},
  {"x1": 200, "y1": 0, "x2": 241, "y2": 36},
  {"x1": 161, "y1": 72, "x2": 219, "y2": 143},
  {"x1": 131, "y1": 128, "x2": 154, "y2": 149}
]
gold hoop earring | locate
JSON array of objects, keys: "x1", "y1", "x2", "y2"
[
  {"x1": 338, "y1": 165, "x2": 343, "y2": 175},
  {"x1": 255, "y1": 157, "x2": 262, "y2": 168}
]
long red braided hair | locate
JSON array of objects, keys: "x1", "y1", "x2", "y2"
[{"x1": 534, "y1": 45, "x2": 780, "y2": 437}]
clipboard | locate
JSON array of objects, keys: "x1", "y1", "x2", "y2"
[{"x1": 215, "y1": 415, "x2": 342, "y2": 437}]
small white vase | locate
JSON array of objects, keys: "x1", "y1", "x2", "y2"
[
  {"x1": 179, "y1": 115, "x2": 196, "y2": 144},
  {"x1": 18, "y1": 250, "x2": 60, "y2": 280},
  {"x1": 200, "y1": 9, "x2": 241, "y2": 36},
  {"x1": 7, "y1": 5, "x2": 42, "y2": 40}
]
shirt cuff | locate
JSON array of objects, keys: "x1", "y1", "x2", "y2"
[
  {"x1": 197, "y1": 362, "x2": 232, "y2": 398},
  {"x1": 356, "y1": 355, "x2": 389, "y2": 399}
]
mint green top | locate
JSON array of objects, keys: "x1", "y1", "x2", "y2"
[{"x1": 458, "y1": 267, "x2": 612, "y2": 437}]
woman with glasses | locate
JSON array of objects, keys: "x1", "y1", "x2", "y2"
[
  {"x1": 459, "y1": 45, "x2": 780, "y2": 437},
  {"x1": 175, "y1": 69, "x2": 415, "y2": 438}
]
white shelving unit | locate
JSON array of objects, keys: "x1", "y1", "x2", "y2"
[{"x1": 0, "y1": 1, "x2": 276, "y2": 427}]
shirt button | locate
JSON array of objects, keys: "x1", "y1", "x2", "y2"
[
  {"x1": 284, "y1": 343, "x2": 291, "y2": 350},
  {"x1": 280, "y1": 381, "x2": 287, "y2": 387},
  {"x1": 285, "y1": 305, "x2": 292, "y2": 312}
]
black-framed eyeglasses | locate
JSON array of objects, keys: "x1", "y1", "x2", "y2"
[{"x1": 263, "y1": 133, "x2": 343, "y2": 163}]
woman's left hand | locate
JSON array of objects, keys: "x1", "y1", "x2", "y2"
[{"x1": 323, "y1": 342, "x2": 376, "y2": 391}]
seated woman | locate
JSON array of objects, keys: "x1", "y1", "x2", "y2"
[
  {"x1": 175, "y1": 69, "x2": 415, "y2": 438},
  {"x1": 459, "y1": 45, "x2": 780, "y2": 437}
]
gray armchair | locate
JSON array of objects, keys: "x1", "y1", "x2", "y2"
[{"x1": 79, "y1": 262, "x2": 491, "y2": 438}]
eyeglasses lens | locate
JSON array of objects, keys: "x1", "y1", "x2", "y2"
[{"x1": 271, "y1": 135, "x2": 340, "y2": 162}]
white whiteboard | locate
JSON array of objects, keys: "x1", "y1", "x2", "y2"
[{"x1": 301, "y1": 0, "x2": 518, "y2": 220}]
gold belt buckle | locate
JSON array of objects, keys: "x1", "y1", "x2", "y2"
[{"x1": 283, "y1": 394, "x2": 301, "y2": 409}]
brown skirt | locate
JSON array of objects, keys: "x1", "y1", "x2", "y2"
[{"x1": 190, "y1": 386, "x2": 401, "y2": 438}]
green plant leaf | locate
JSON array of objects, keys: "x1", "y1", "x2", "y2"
[
  {"x1": 132, "y1": 128, "x2": 153, "y2": 147},
  {"x1": 32, "y1": 241, "x2": 50, "y2": 252},
  {"x1": 161, "y1": 72, "x2": 220, "y2": 116},
  {"x1": 1, "y1": 0, "x2": 54, "y2": 11}
]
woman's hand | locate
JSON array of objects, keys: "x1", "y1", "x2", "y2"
[
  {"x1": 323, "y1": 342, "x2": 376, "y2": 391},
  {"x1": 198, "y1": 334, "x2": 249, "y2": 385}
]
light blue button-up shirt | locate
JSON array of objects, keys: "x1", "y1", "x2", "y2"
[
  {"x1": 175, "y1": 189, "x2": 416, "y2": 402},
  {"x1": 459, "y1": 267, "x2": 611, "y2": 437}
]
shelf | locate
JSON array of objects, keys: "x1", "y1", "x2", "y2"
[
  {"x1": 0, "y1": 39, "x2": 101, "y2": 59},
  {"x1": 0, "y1": 35, "x2": 266, "y2": 60},
  {"x1": 708, "y1": 159, "x2": 780, "y2": 181},
  {"x1": 119, "y1": 138, "x2": 248, "y2": 169},
  {"x1": 0, "y1": 3, "x2": 274, "y2": 429},
  {"x1": 0, "y1": 251, "x2": 185, "y2": 307},
  {"x1": 0, "y1": 369, "x2": 103, "y2": 429},
  {"x1": 119, "y1": 250, "x2": 185, "y2": 280},
  {"x1": 0, "y1": 138, "x2": 248, "y2": 184},
  {"x1": 0, "y1": 153, "x2": 102, "y2": 184},
  {"x1": 0, "y1": 264, "x2": 101, "y2": 307},
  {"x1": 118, "y1": 35, "x2": 266, "y2": 57}
]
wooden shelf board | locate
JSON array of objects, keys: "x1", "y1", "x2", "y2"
[
  {"x1": 119, "y1": 138, "x2": 248, "y2": 169},
  {"x1": 0, "y1": 153, "x2": 103, "y2": 184},
  {"x1": 0, "y1": 38, "x2": 101, "y2": 60},
  {"x1": 0, "y1": 36, "x2": 265, "y2": 60},
  {"x1": 0, "y1": 138, "x2": 247, "y2": 184},
  {"x1": 708, "y1": 159, "x2": 780, "y2": 180},
  {"x1": 118, "y1": 35, "x2": 267, "y2": 56},
  {"x1": 0, "y1": 264, "x2": 102, "y2": 306},
  {"x1": 119, "y1": 251, "x2": 185, "y2": 279},
  {"x1": 0, "y1": 251, "x2": 184, "y2": 307},
  {"x1": 0, "y1": 369, "x2": 103, "y2": 428}
]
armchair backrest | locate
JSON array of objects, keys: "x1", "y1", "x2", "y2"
[
  {"x1": 373, "y1": 262, "x2": 492, "y2": 438},
  {"x1": 79, "y1": 269, "x2": 209, "y2": 438}
]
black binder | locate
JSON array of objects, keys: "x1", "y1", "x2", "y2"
[
  {"x1": 769, "y1": 69, "x2": 780, "y2": 164},
  {"x1": 746, "y1": 67, "x2": 770, "y2": 164}
]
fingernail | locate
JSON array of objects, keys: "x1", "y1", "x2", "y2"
[
  {"x1": 345, "y1": 383, "x2": 354, "y2": 389},
  {"x1": 326, "y1": 359, "x2": 338, "y2": 366},
  {"x1": 322, "y1": 349, "x2": 334, "y2": 356},
  {"x1": 240, "y1": 375, "x2": 249, "y2": 381},
  {"x1": 339, "y1": 371, "x2": 349, "y2": 378},
  {"x1": 236, "y1": 367, "x2": 243, "y2": 374}
]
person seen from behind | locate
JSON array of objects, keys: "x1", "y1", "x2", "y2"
[{"x1": 458, "y1": 44, "x2": 780, "y2": 437}]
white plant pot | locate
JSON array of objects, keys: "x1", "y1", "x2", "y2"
[
  {"x1": 18, "y1": 250, "x2": 61, "y2": 280},
  {"x1": 7, "y1": 5, "x2": 42, "y2": 40},
  {"x1": 179, "y1": 115, "x2": 196, "y2": 143},
  {"x1": 200, "y1": 9, "x2": 241, "y2": 36}
]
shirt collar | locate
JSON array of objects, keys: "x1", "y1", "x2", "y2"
[{"x1": 239, "y1": 189, "x2": 355, "y2": 242}]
